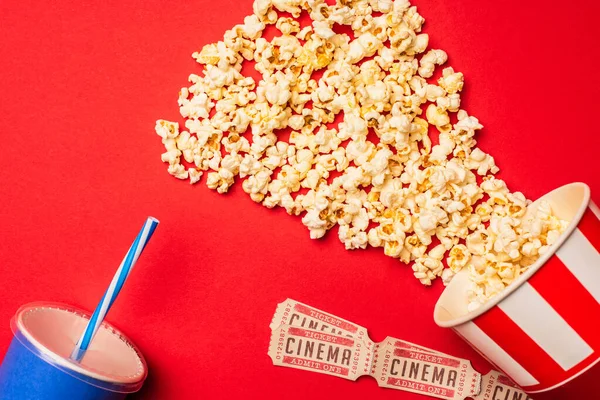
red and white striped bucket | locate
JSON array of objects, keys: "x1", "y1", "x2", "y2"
[{"x1": 434, "y1": 182, "x2": 600, "y2": 398}]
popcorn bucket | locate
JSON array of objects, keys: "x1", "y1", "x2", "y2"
[
  {"x1": 434, "y1": 182, "x2": 600, "y2": 399},
  {"x1": 0, "y1": 302, "x2": 147, "y2": 400}
]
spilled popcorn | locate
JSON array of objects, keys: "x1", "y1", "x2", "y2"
[{"x1": 155, "y1": 0, "x2": 568, "y2": 310}]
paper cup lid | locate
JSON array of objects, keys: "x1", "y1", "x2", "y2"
[{"x1": 11, "y1": 302, "x2": 147, "y2": 393}]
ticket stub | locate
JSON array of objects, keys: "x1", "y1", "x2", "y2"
[
  {"x1": 268, "y1": 325, "x2": 482, "y2": 399},
  {"x1": 268, "y1": 324, "x2": 372, "y2": 380},
  {"x1": 268, "y1": 299, "x2": 485, "y2": 399},
  {"x1": 473, "y1": 370, "x2": 532, "y2": 400},
  {"x1": 270, "y1": 298, "x2": 373, "y2": 348},
  {"x1": 392, "y1": 338, "x2": 447, "y2": 354},
  {"x1": 372, "y1": 338, "x2": 481, "y2": 400},
  {"x1": 392, "y1": 340, "x2": 529, "y2": 400}
]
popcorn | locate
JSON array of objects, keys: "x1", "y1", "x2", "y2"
[
  {"x1": 277, "y1": 165, "x2": 301, "y2": 192},
  {"x1": 481, "y1": 177, "x2": 510, "y2": 205},
  {"x1": 156, "y1": 0, "x2": 569, "y2": 300},
  {"x1": 206, "y1": 168, "x2": 236, "y2": 194},
  {"x1": 441, "y1": 268, "x2": 455, "y2": 286},
  {"x1": 222, "y1": 133, "x2": 250, "y2": 154},
  {"x1": 438, "y1": 67, "x2": 464, "y2": 94},
  {"x1": 242, "y1": 168, "x2": 273, "y2": 202},
  {"x1": 263, "y1": 78, "x2": 292, "y2": 105},
  {"x1": 413, "y1": 256, "x2": 444, "y2": 285},
  {"x1": 221, "y1": 153, "x2": 243, "y2": 175},
  {"x1": 241, "y1": 15, "x2": 266, "y2": 40},
  {"x1": 426, "y1": 104, "x2": 451, "y2": 132},
  {"x1": 161, "y1": 149, "x2": 181, "y2": 165},
  {"x1": 239, "y1": 154, "x2": 262, "y2": 178},
  {"x1": 276, "y1": 17, "x2": 300, "y2": 35},
  {"x1": 346, "y1": 139, "x2": 376, "y2": 167},
  {"x1": 338, "y1": 112, "x2": 368, "y2": 141},
  {"x1": 155, "y1": 120, "x2": 179, "y2": 140},
  {"x1": 188, "y1": 168, "x2": 203, "y2": 184},
  {"x1": 412, "y1": 259, "x2": 435, "y2": 285},
  {"x1": 167, "y1": 164, "x2": 188, "y2": 180},
  {"x1": 405, "y1": 234, "x2": 427, "y2": 259},
  {"x1": 339, "y1": 225, "x2": 369, "y2": 250},
  {"x1": 466, "y1": 230, "x2": 489, "y2": 256},
  {"x1": 313, "y1": 20, "x2": 336, "y2": 39},
  {"x1": 464, "y1": 147, "x2": 499, "y2": 176},
  {"x1": 346, "y1": 33, "x2": 382, "y2": 64},
  {"x1": 253, "y1": 0, "x2": 272, "y2": 19},
  {"x1": 447, "y1": 244, "x2": 471, "y2": 272},
  {"x1": 406, "y1": 33, "x2": 429, "y2": 55},
  {"x1": 384, "y1": 239, "x2": 404, "y2": 258},
  {"x1": 418, "y1": 49, "x2": 447, "y2": 78},
  {"x1": 362, "y1": 146, "x2": 393, "y2": 186},
  {"x1": 302, "y1": 208, "x2": 329, "y2": 239},
  {"x1": 313, "y1": 127, "x2": 339, "y2": 153},
  {"x1": 272, "y1": 0, "x2": 302, "y2": 17}
]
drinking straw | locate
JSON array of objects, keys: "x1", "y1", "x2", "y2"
[{"x1": 70, "y1": 217, "x2": 159, "y2": 362}]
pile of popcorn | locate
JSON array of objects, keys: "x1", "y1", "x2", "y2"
[{"x1": 155, "y1": 0, "x2": 568, "y2": 310}]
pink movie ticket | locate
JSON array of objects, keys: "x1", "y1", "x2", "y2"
[
  {"x1": 269, "y1": 299, "x2": 373, "y2": 348},
  {"x1": 268, "y1": 327, "x2": 481, "y2": 399},
  {"x1": 268, "y1": 299, "x2": 484, "y2": 399},
  {"x1": 268, "y1": 325, "x2": 372, "y2": 380},
  {"x1": 473, "y1": 370, "x2": 533, "y2": 400},
  {"x1": 372, "y1": 338, "x2": 481, "y2": 400},
  {"x1": 392, "y1": 338, "x2": 448, "y2": 354},
  {"x1": 390, "y1": 340, "x2": 530, "y2": 399}
]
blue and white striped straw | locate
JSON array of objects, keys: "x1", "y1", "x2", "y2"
[{"x1": 71, "y1": 216, "x2": 159, "y2": 362}]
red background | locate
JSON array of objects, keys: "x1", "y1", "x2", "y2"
[{"x1": 1, "y1": 0, "x2": 599, "y2": 399}]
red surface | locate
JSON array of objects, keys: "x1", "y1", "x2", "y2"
[{"x1": 0, "y1": 0, "x2": 599, "y2": 399}]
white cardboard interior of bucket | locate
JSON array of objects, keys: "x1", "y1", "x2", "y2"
[{"x1": 434, "y1": 182, "x2": 590, "y2": 327}]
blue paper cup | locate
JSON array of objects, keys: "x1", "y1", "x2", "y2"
[{"x1": 0, "y1": 302, "x2": 147, "y2": 400}]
